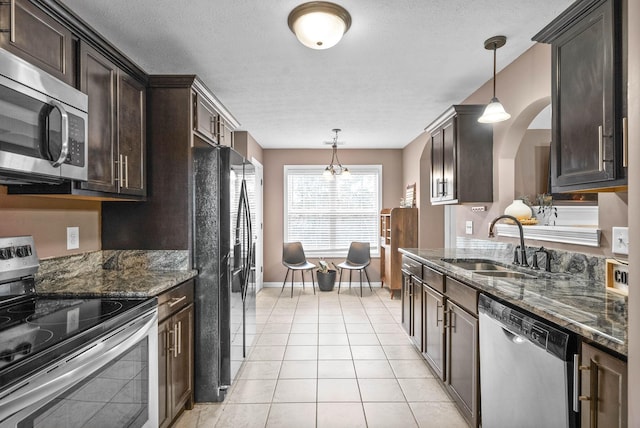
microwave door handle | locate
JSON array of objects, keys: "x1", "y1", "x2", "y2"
[{"x1": 48, "y1": 100, "x2": 69, "y2": 167}]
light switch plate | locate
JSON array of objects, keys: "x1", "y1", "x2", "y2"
[
  {"x1": 67, "y1": 227, "x2": 79, "y2": 250},
  {"x1": 465, "y1": 221, "x2": 473, "y2": 235},
  {"x1": 612, "y1": 227, "x2": 629, "y2": 255}
]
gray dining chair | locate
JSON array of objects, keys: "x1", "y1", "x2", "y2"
[
  {"x1": 337, "y1": 242, "x2": 372, "y2": 297},
  {"x1": 282, "y1": 242, "x2": 316, "y2": 298}
]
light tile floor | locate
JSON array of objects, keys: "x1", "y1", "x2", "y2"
[{"x1": 174, "y1": 286, "x2": 468, "y2": 428}]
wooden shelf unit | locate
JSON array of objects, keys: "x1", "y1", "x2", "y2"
[{"x1": 380, "y1": 207, "x2": 418, "y2": 298}]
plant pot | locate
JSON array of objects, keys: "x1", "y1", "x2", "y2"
[{"x1": 316, "y1": 270, "x2": 336, "y2": 291}]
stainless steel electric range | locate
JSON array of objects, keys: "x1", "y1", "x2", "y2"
[{"x1": 0, "y1": 236, "x2": 158, "y2": 427}]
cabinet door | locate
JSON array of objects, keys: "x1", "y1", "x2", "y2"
[
  {"x1": 423, "y1": 286, "x2": 445, "y2": 381},
  {"x1": 430, "y1": 129, "x2": 444, "y2": 202},
  {"x1": 219, "y1": 117, "x2": 234, "y2": 148},
  {"x1": 158, "y1": 319, "x2": 171, "y2": 428},
  {"x1": 193, "y1": 92, "x2": 219, "y2": 144},
  {"x1": 551, "y1": 0, "x2": 618, "y2": 189},
  {"x1": 580, "y1": 342, "x2": 627, "y2": 428},
  {"x1": 446, "y1": 302, "x2": 479, "y2": 428},
  {"x1": 170, "y1": 304, "x2": 194, "y2": 417},
  {"x1": 117, "y1": 71, "x2": 146, "y2": 196},
  {"x1": 411, "y1": 278, "x2": 423, "y2": 350},
  {"x1": 441, "y1": 119, "x2": 456, "y2": 202},
  {"x1": 0, "y1": 0, "x2": 76, "y2": 86},
  {"x1": 401, "y1": 272, "x2": 412, "y2": 334},
  {"x1": 79, "y1": 42, "x2": 118, "y2": 193}
]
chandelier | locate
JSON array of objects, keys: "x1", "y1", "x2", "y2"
[{"x1": 323, "y1": 128, "x2": 350, "y2": 177}]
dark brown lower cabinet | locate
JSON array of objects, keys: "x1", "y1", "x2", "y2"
[
  {"x1": 411, "y1": 277, "x2": 423, "y2": 350},
  {"x1": 401, "y1": 271, "x2": 412, "y2": 334},
  {"x1": 423, "y1": 285, "x2": 445, "y2": 381},
  {"x1": 446, "y1": 301, "x2": 479, "y2": 428},
  {"x1": 158, "y1": 280, "x2": 194, "y2": 428},
  {"x1": 580, "y1": 342, "x2": 627, "y2": 428}
]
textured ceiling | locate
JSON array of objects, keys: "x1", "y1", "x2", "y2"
[{"x1": 60, "y1": 0, "x2": 572, "y2": 149}]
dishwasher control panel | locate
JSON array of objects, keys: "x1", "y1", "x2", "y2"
[{"x1": 478, "y1": 294, "x2": 571, "y2": 359}]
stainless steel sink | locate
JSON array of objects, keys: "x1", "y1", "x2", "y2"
[
  {"x1": 473, "y1": 270, "x2": 537, "y2": 279},
  {"x1": 441, "y1": 258, "x2": 538, "y2": 279},
  {"x1": 441, "y1": 258, "x2": 512, "y2": 271}
]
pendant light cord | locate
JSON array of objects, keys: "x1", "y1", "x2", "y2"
[{"x1": 492, "y1": 43, "x2": 497, "y2": 98}]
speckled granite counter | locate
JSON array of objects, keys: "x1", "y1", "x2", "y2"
[
  {"x1": 399, "y1": 248, "x2": 627, "y2": 356},
  {"x1": 34, "y1": 250, "x2": 198, "y2": 298}
]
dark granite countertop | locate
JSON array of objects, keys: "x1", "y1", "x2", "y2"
[
  {"x1": 399, "y1": 248, "x2": 627, "y2": 357},
  {"x1": 36, "y1": 269, "x2": 198, "y2": 298}
]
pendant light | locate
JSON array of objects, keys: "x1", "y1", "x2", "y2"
[
  {"x1": 478, "y1": 35, "x2": 511, "y2": 124},
  {"x1": 288, "y1": 2, "x2": 352, "y2": 50},
  {"x1": 323, "y1": 129, "x2": 350, "y2": 177}
]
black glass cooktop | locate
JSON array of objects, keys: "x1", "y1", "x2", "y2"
[{"x1": 0, "y1": 295, "x2": 156, "y2": 388}]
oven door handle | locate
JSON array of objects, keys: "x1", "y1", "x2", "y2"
[{"x1": 0, "y1": 310, "x2": 157, "y2": 421}]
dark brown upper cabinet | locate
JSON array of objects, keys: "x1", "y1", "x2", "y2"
[
  {"x1": 193, "y1": 89, "x2": 234, "y2": 148},
  {"x1": 79, "y1": 42, "x2": 146, "y2": 197},
  {"x1": 426, "y1": 105, "x2": 493, "y2": 205},
  {"x1": 0, "y1": 0, "x2": 76, "y2": 86},
  {"x1": 534, "y1": 0, "x2": 627, "y2": 192}
]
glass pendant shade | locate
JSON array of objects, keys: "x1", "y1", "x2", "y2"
[
  {"x1": 288, "y1": 2, "x2": 352, "y2": 50},
  {"x1": 478, "y1": 97, "x2": 511, "y2": 123}
]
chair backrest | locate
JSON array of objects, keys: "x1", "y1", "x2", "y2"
[
  {"x1": 346, "y1": 242, "x2": 371, "y2": 265},
  {"x1": 283, "y1": 242, "x2": 308, "y2": 265}
]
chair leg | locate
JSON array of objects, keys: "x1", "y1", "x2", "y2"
[
  {"x1": 291, "y1": 269, "x2": 295, "y2": 298},
  {"x1": 349, "y1": 270, "x2": 352, "y2": 290},
  {"x1": 338, "y1": 268, "x2": 343, "y2": 294},
  {"x1": 359, "y1": 269, "x2": 363, "y2": 297},
  {"x1": 310, "y1": 269, "x2": 316, "y2": 295},
  {"x1": 364, "y1": 268, "x2": 372, "y2": 292},
  {"x1": 281, "y1": 269, "x2": 290, "y2": 294},
  {"x1": 301, "y1": 270, "x2": 305, "y2": 292}
]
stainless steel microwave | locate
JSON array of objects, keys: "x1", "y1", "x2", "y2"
[{"x1": 0, "y1": 48, "x2": 88, "y2": 184}]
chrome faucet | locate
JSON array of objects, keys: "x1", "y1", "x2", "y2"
[{"x1": 488, "y1": 214, "x2": 529, "y2": 267}]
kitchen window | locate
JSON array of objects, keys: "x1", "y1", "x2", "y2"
[{"x1": 284, "y1": 165, "x2": 382, "y2": 258}]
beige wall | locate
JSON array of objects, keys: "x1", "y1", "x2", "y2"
[
  {"x1": 628, "y1": 0, "x2": 639, "y2": 421},
  {"x1": 262, "y1": 148, "x2": 404, "y2": 283},
  {"x1": 514, "y1": 129, "x2": 551, "y2": 199},
  {"x1": 0, "y1": 187, "x2": 101, "y2": 258},
  {"x1": 402, "y1": 132, "x2": 444, "y2": 248}
]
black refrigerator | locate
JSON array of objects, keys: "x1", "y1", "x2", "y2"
[{"x1": 193, "y1": 146, "x2": 256, "y2": 402}]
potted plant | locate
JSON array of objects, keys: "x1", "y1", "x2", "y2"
[
  {"x1": 535, "y1": 193, "x2": 558, "y2": 225},
  {"x1": 316, "y1": 260, "x2": 337, "y2": 292}
]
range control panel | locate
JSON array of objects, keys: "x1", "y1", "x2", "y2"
[{"x1": 0, "y1": 236, "x2": 38, "y2": 283}]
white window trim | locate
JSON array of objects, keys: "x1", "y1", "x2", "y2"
[{"x1": 284, "y1": 164, "x2": 382, "y2": 258}]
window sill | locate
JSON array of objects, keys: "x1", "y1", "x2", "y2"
[{"x1": 495, "y1": 224, "x2": 601, "y2": 247}]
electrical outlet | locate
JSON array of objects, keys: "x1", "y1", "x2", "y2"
[
  {"x1": 471, "y1": 206, "x2": 486, "y2": 212},
  {"x1": 612, "y1": 227, "x2": 629, "y2": 255},
  {"x1": 67, "y1": 227, "x2": 79, "y2": 250},
  {"x1": 465, "y1": 221, "x2": 473, "y2": 235}
]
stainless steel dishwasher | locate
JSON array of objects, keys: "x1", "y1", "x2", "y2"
[{"x1": 478, "y1": 294, "x2": 578, "y2": 428}]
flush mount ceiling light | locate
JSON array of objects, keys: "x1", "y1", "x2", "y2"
[
  {"x1": 478, "y1": 35, "x2": 511, "y2": 124},
  {"x1": 288, "y1": 1, "x2": 352, "y2": 50},
  {"x1": 323, "y1": 128, "x2": 350, "y2": 177}
]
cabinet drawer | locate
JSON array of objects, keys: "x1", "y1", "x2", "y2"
[
  {"x1": 158, "y1": 279, "x2": 194, "y2": 321},
  {"x1": 423, "y1": 265, "x2": 444, "y2": 293},
  {"x1": 402, "y1": 256, "x2": 423, "y2": 279},
  {"x1": 445, "y1": 277, "x2": 477, "y2": 315}
]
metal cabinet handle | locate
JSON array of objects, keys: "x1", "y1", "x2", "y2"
[
  {"x1": 577, "y1": 357, "x2": 600, "y2": 428},
  {"x1": 435, "y1": 178, "x2": 441, "y2": 196},
  {"x1": 623, "y1": 117, "x2": 628, "y2": 168},
  {"x1": 168, "y1": 295, "x2": 187, "y2": 307},
  {"x1": 118, "y1": 154, "x2": 123, "y2": 186},
  {"x1": 435, "y1": 302, "x2": 443, "y2": 326},
  {"x1": 440, "y1": 179, "x2": 447, "y2": 196},
  {"x1": 177, "y1": 321, "x2": 182, "y2": 356},
  {"x1": 124, "y1": 155, "x2": 129, "y2": 188},
  {"x1": 209, "y1": 115, "x2": 215, "y2": 136},
  {"x1": 442, "y1": 308, "x2": 452, "y2": 329},
  {"x1": 219, "y1": 117, "x2": 225, "y2": 144},
  {"x1": 598, "y1": 125, "x2": 604, "y2": 171},
  {"x1": 0, "y1": 0, "x2": 15, "y2": 42},
  {"x1": 168, "y1": 327, "x2": 176, "y2": 356}
]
